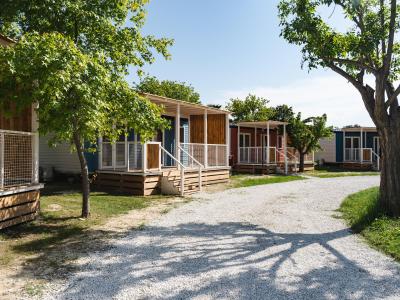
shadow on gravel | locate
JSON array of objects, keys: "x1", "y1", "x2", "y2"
[{"x1": 57, "y1": 222, "x2": 400, "y2": 299}]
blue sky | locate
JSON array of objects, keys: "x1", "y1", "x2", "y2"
[{"x1": 129, "y1": 0, "x2": 374, "y2": 127}]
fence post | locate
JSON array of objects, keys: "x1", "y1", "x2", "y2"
[
  {"x1": 198, "y1": 167, "x2": 202, "y2": 192},
  {"x1": 180, "y1": 167, "x2": 185, "y2": 196}
]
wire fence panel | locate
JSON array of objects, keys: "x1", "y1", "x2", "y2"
[
  {"x1": 128, "y1": 142, "x2": 143, "y2": 171},
  {"x1": 0, "y1": 131, "x2": 34, "y2": 189}
]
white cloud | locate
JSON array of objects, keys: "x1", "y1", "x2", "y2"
[{"x1": 213, "y1": 75, "x2": 375, "y2": 128}]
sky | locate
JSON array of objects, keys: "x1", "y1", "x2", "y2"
[{"x1": 128, "y1": 0, "x2": 374, "y2": 127}]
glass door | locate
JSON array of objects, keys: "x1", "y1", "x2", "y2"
[{"x1": 345, "y1": 136, "x2": 360, "y2": 161}]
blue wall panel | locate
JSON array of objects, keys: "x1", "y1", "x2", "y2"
[{"x1": 335, "y1": 131, "x2": 343, "y2": 162}]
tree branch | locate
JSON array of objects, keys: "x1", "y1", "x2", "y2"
[
  {"x1": 383, "y1": 0, "x2": 397, "y2": 76},
  {"x1": 385, "y1": 83, "x2": 400, "y2": 109},
  {"x1": 380, "y1": 0, "x2": 387, "y2": 56},
  {"x1": 326, "y1": 57, "x2": 377, "y2": 74},
  {"x1": 326, "y1": 62, "x2": 364, "y2": 90}
]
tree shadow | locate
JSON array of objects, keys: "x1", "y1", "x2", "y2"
[{"x1": 42, "y1": 222, "x2": 400, "y2": 299}]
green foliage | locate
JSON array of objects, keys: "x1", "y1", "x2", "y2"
[
  {"x1": 271, "y1": 104, "x2": 295, "y2": 123},
  {"x1": 207, "y1": 104, "x2": 222, "y2": 109},
  {"x1": 0, "y1": 0, "x2": 174, "y2": 76},
  {"x1": 289, "y1": 113, "x2": 333, "y2": 155},
  {"x1": 0, "y1": 33, "x2": 167, "y2": 146},
  {"x1": 0, "y1": 0, "x2": 173, "y2": 216},
  {"x1": 226, "y1": 94, "x2": 273, "y2": 122},
  {"x1": 339, "y1": 187, "x2": 400, "y2": 261},
  {"x1": 135, "y1": 76, "x2": 201, "y2": 104},
  {"x1": 278, "y1": 0, "x2": 400, "y2": 78}
]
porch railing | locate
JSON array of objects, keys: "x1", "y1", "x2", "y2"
[
  {"x1": 344, "y1": 148, "x2": 372, "y2": 162},
  {"x1": 180, "y1": 143, "x2": 228, "y2": 168},
  {"x1": 239, "y1": 147, "x2": 277, "y2": 164},
  {"x1": 101, "y1": 141, "x2": 228, "y2": 172},
  {"x1": 0, "y1": 130, "x2": 37, "y2": 190}
]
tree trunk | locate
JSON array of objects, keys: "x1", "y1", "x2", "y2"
[
  {"x1": 299, "y1": 152, "x2": 305, "y2": 173},
  {"x1": 73, "y1": 132, "x2": 90, "y2": 218},
  {"x1": 378, "y1": 127, "x2": 400, "y2": 217}
]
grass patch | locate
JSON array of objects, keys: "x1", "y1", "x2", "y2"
[
  {"x1": 0, "y1": 182, "x2": 166, "y2": 271},
  {"x1": 231, "y1": 174, "x2": 306, "y2": 188},
  {"x1": 307, "y1": 165, "x2": 379, "y2": 178},
  {"x1": 339, "y1": 187, "x2": 400, "y2": 261}
]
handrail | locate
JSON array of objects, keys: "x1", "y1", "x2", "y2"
[
  {"x1": 276, "y1": 148, "x2": 297, "y2": 174},
  {"x1": 160, "y1": 145, "x2": 185, "y2": 196},
  {"x1": 160, "y1": 145, "x2": 185, "y2": 169},
  {"x1": 179, "y1": 145, "x2": 203, "y2": 192},
  {"x1": 178, "y1": 145, "x2": 204, "y2": 168},
  {"x1": 371, "y1": 149, "x2": 380, "y2": 170}
]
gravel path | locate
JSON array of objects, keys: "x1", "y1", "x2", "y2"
[{"x1": 43, "y1": 176, "x2": 400, "y2": 300}]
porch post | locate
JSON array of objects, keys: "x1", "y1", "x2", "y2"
[
  {"x1": 204, "y1": 110, "x2": 208, "y2": 168},
  {"x1": 175, "y1": 104, "x2": 181, "y2": 168},
  {"x1": 284, "y1": 124, "x2": 288, "y2": 174},
  {"x1": 254, "y1": 127, "x2": 257, "y2": 163},
  {"x1": 31, "y1": 103, "x2": 39, "y2": 184},
  {"x1": 343, "y1": 130, "x2": 346, "y2": 162},
  {"x1": 360, "y1": 128, "x2": 363, "y2": 164},
  {"x1": 225, "y1": 114, "x2": 229, "y2": 166},
  {"x1": 98, "y1": 136, "x2": 103, "y2": 170},
  {"x1": 267, "y1": 122, "x2": 270, "y2": 164},
  {"x1": 237, "y1": 125, "x2": 240, "y2": 164}
]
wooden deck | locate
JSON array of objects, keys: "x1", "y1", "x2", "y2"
[
  {"x1": 94, "y1": 167, "x2": 230, "y2": 196},
  {"x1": 0, "y1": 189, "x2": 40, "y2": 230}
]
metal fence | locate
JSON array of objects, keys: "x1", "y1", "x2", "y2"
[{"x1": 0, "y1": 130, "x2": 36, "y2": 189}]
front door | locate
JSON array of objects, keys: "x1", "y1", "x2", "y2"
[
  {"x1": 345, "y1": 136, "x2": 360, "y2": 161},
  {"x1": 239, "y1": 133, "x2": 251, "y2": 162}
]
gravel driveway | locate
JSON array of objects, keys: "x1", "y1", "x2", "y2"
[{"x1": 43, "y1": 176, "x2": 400, "y2": 300}]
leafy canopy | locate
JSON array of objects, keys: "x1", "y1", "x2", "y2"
[
  {"x1": 226, "y1": 94, "x2": 273, "y2": 122},
  {"x1": 0, "y1": 0, "x2": 173, "y2": 144},
  {"x1": 289, "y1": 113, "x2": 333, "y2": 155},
  {"x1": 278, "y1": 0, "x2": 400, "y2": 128},
  {"x1": 0, "y1": 33, "x2": 167, "y2": 144},
  {"x1": 135, "y1": 76, "x2": 201, "y2": 104},
  {"x1": 271, "y1": 104, "x2": 295, "y2": 123},
  {"x1": 0, "y1": 0, "x2": 173, "y2": 77}
]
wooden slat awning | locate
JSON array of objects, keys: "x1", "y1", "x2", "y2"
[
  {"x1": 236, "y1": 120, "x2": 288, "y2": 129},
  {"x1": 143, "y1": 93, "x2": 230, "y2": 117}
]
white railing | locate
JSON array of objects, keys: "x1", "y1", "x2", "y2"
[
  {"x1": 179, "y1": 145, "x2": 203, "y2": 192},
  {"x1": 345, "y1": 148, "x2": 372, "y2": 162},
  {"x1": 160, "y1": 145, "x2": 186, "y2": 196},
  {"x1": 207, "y1": 144, "x2": 228, "y2": 167},
  {"x1": 180, "y1": 143, "x2": 228, "y2": 168},
  {"x1": 0, "y1": 130, "x2": 37, "y2": 189},
  {"x1": 239, "y1": 147, "x2": 277, "y2": 164},
  {"x1": 372, "y1": 149, "x2": 381, "y2": 170}
]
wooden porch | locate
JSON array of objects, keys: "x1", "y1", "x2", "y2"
[
  {"x1": 95, "y1": 94, "x2": 231, "y2": 196},
  {"x1": 231, "y1": 121, "x2": 315, "y2": 174}
]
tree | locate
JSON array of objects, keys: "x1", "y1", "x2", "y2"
[
  {"x1": 226, "y1": 94, "x2": 273, "y2": 122},
  {"x1": 289, "y1": 113, "x2": 333, "y2": 172},
  {"x1": 271, "y1": 104, "x2": 295, "y2": 123},
  {"x1": 0, "y1": 1, "x2": 172, "y2": 218},
  {"x1": 135, "y1": 76, "x2": 200, "y2": 104},
  {"x1": 278, "y1": 0, "x2": 400, "y2": 216},
  {"x1": 207, "y1": 104, "x2": 222, "y2": 109}
]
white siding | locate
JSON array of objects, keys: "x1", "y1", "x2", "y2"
[
  {"x1": 315, "y1": 137, "x2": 336, "y2": 163},
  {"x1": 39, "y1": 136, "x2": 81, "y2": 174}
]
